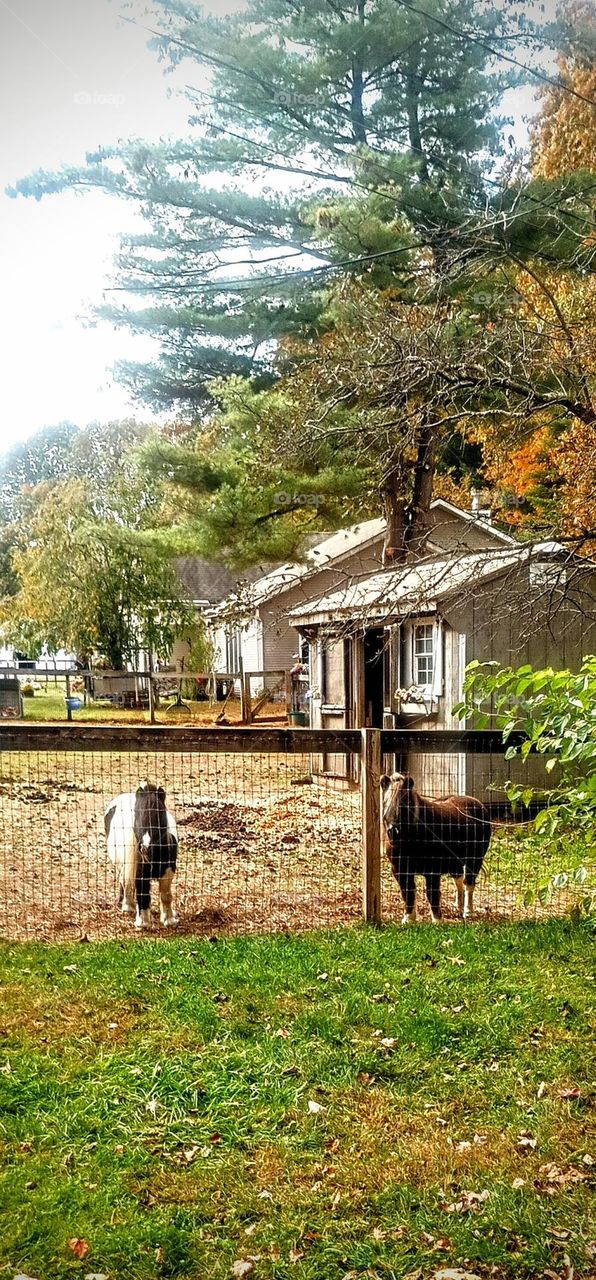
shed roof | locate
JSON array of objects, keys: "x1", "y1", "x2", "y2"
[
  {"x1": 289, "y1": 544, "x2": 571, "y2": 626},
  {"x1": 174, "y1": 557, "x2": 271, "y2": 605}
]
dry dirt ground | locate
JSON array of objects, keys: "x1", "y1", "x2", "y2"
[{"x1": 0, "y1": 750, "x2": 585, "y2": 941}]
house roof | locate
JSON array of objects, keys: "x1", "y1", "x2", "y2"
[
  {"x1": 175, "y1": 557, "x2": 272, "y2": 603},
  {"x1": 208, "y1": 500, "x2": 518, "y2": 616},
  {"x1": 211, "y1": 517, "x2": 387, "y2": 613},
  {"x1": 175, "y1": 557, "x2": 238, "y2": 605},
  {"x1": 289, "y1": 544, "x2": 571, "y2": 627},
  {"x1": 429, "y1": 497, "x2": 517, "y2": 546}
]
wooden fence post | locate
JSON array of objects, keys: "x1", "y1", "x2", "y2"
[
  {"x1": 361, "y1": 728, "x2": 382, "y2": 924},
  {"x1": 148, "y1": 674, "x2": 156, "y2": 725},
  {"x1": 242, "y1": 671, "x2": 252, "y2": 724},
  {"x1": 65, "y1": 672, "x2": 72, "y2": 723}
]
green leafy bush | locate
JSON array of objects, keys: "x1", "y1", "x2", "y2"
[{"x1": 454, "y1": 656, "x2": 596, "y2": 912}]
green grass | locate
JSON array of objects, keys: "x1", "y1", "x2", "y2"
[
  {"x1": 0, "y1": 922, "x2": 594, "y2": 1280},
  {"x1": 22, "y1": 687, "x2": 238, "y2": 725}
]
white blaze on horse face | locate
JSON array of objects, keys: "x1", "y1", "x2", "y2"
[
  {"x1": 463, "y1": 884, "x2": 474, "y2": 919},
  {"x1": 141, "y1": 831, "x2": 152, "y2": 849}
]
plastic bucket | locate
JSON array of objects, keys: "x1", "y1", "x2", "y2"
[
  {"x1": 289, "y1": 710, "x2": 307, "y2": 727},
  {"x1": 65, "y1": 697, "x2": 82, "y2": 712}
]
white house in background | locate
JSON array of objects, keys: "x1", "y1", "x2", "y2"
[
  {"x1": 209, "y1": 499, "x2": 517, "y2": 677},
  {"x1": 0, "y1": 644, "x2": 76, "y2": 672}
]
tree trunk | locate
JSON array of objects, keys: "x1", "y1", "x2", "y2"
[
  {"x1": 350, "y1": 0, "x2": 367, "y2": 144},
  {"x1": 381, "y1": 469, "x2": 407, "y2": 566},
  {"x1": 404, "y1": 419, "x2": 437, "y2": 557},
  {"x1": 405, "y1": 70, "x2": 429, "y2": 183}
]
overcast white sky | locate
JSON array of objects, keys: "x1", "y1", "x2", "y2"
[
  {"x1": 0, "y1": 0, "x2": 193, "y2": 446},
  {"x1": 0, "y1": 0, "x2": 540, "y2": 448}
]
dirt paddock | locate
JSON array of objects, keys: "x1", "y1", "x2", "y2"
[{"x1": 0, "y1": 750, "x2": 586, "y2": 940}]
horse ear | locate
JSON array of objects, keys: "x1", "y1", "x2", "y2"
[
  {"x1": 157, "y1": 787, "x2": 166, "y2": 801},
  {"x1": 380, "y1": 775, "x2": 391, "y2": 790},
  {"x1": 403, "y1": 774, "x2": 415, "y2": 790}
]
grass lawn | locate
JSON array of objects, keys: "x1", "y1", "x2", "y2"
[
  {"x1": 21, "y1": 686, "x2": 275, "y2": 726},
  {"x1": 22, "y1": 687, "x2": 239, "y2": 726},
  {"x1": 0, "y1": 922, "x2": 594, "y2": 1280}
]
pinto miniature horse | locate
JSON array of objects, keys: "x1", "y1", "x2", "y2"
[
  {"x1": 104, "y1": 782, "x2": 179, "y2": 929},
  {"x1": 380, "y1": 772, "x2": 491, "y2": 923}
]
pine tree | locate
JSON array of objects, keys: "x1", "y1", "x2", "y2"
[{"x1": 11, "y1": 0, "x2": 517, "y2": 412}]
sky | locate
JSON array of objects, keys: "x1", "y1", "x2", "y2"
[
  {"x1": 0, "y1": 0, "x2": 541, "y2": 449},
  {"x1": 0, "y1": 0, "x2": 192, "y2": 446}
]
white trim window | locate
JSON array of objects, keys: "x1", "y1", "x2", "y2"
[
  {"x1": 398, "y1": 618, "x2": 444, "y2": 716},
  {"x1": 413, "y1": 623, "x2": 434, "y2": 688}
]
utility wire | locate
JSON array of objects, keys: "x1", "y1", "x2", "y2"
[{"x1": 390, "y1": 0, "x2": 596, "y2": 109}]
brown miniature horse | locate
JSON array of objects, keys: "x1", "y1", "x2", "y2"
[{"x1": 380, "y1": 772, "x2": 491, "y2": 923}]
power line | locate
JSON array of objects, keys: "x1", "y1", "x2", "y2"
[{"x1": 389, "y1": 0, "x2": 596, "y2": 109}]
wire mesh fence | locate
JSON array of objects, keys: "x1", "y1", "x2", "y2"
[{"x1": 0, "y1": 726, "x2": 591, "y2": 941}]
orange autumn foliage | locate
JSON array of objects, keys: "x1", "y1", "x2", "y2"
[{"x1": 532, "y1": 2, "x2": 596, "y2": 179}]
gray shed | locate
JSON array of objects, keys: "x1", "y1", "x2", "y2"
[{"x1": 0, "y1": 677, "x2": 24, "y2": 719}]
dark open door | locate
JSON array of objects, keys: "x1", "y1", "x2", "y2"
[{"x1": 363, "y1": 628, "x2": 385, "y2": 728}]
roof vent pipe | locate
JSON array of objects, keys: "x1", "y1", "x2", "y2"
[{"x1": 471, "y1": 488, "x2": 492, "y2": 523}]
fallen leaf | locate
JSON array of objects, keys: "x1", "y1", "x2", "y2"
[
  {"x1": 581, "y1": 1153, "x2": 594, "y2": 1166},
  {"x1": 537, "y1": 1080, "x2": 547, "y2": 1098},
  {"x1": 155, "y1": 1247, "x2": 165, "y2": 1263},
  {"x1": 380, "y1": 1037, "x2": 399, "y2": 1050},
  {"x1": 289, "y1": 1247, "x2": 304, "y2": 1263},
  {"x1": 434, "y1": 1237, "x2": 452, "y2": 1251},
  {"x1": 307, "y1": 1100, "x2": 325, "y2": 1114},
  {"x1": 511, "y1": 1177, "x2": 526, "y2": 1189},
  {"x1": 68, "y1": 1239, "x2": 89, "y2": 1260},
  {"x1": 62, "y1": 965, "x2": 78, "y2": 974},
  {"x1": 182, "y1": 1146, "x2": 200, "y2": 1164},
  {"x1": 443, "y1": 1189, "x2": 490, "y2": 1214},
  {"x1": 517, "y1": 1133, "x2": 537, "y2": 1151},
  {"x1": 558, "y1": 1086, "x2": 581, "y2": 1099},
  {"x1": 231, "y1": 1261, "x2": 255, "y2": 1278},
  {"x1": 258, "y1": 1189, "x2": 273, "y2": 1200},
  {"x1": 430, "y1": 1271, "x2": 481, "y2": 1280},
  {"x1": 446, "y1": 956, "x2": 466, "y2": 966}
]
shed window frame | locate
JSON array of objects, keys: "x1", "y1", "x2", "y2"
[{"x1": 413, "y1": 622, "x2": 435, "y2": 689}]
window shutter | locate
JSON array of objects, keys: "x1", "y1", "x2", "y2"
[{"x1": 431, "y1": 618, "x2": 444, "y2": 697}]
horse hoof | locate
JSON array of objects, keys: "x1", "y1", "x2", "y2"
[
  {"x1": 401, "y1": 913, "x2": 416, "y2": 925},
  {"x1": 161, "y1": 915, "x2": 179, "y2": 928}
]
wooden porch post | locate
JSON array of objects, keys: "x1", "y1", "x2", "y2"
[{"x1": 361, "y1": 727, "x2": 382, "y2": 924}]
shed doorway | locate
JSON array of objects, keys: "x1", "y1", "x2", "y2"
[{"x1": 363, "y1": 628, "x2": 386, "y2": 728}]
